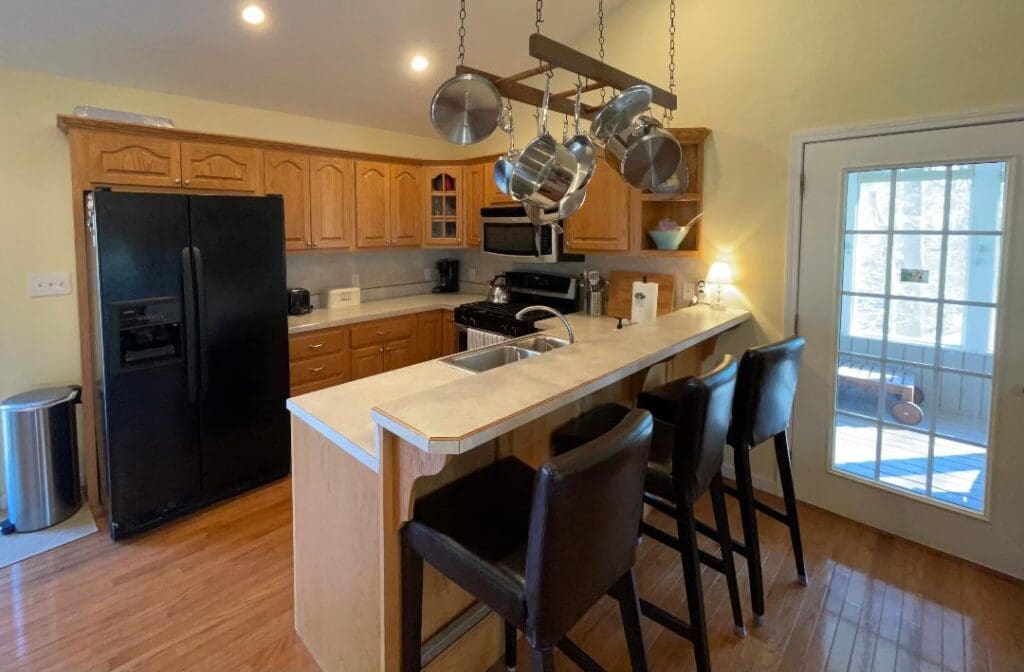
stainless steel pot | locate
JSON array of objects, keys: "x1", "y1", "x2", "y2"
[
  {"x1": 563, "y1": 83, "x2": 596, "y2": 193},
  {"x1": 508, "y1": 78, "x2": 579, "y2": 210},
  {"x1": 430, "y1": 73, "x2": 502, "y2": 145},
  {"x1": 493, "y1": 103, "x2": 520, "y2": 197},
  {"x1": 605, "y1": 115, "x2": 682, "y2": 191},
  {"x1": 589, "y1": 85, "x2": 653, "y2": 144}
]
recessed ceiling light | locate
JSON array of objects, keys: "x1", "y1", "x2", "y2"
[
  {"x1": 241, "y1": 5, "x2": 266, "y2": 25},
  {"x1": 410, "y1": 55, "x2": 429, "y2": 72}
]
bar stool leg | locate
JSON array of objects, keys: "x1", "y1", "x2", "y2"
[
  {"x1": 504, "y1": 621, "x2": 517, "y2": 671},
  {"x1": 531, "y1": 647, "x2": 556, "y2": 672},
  {"x1": 677, "y1": 504, "x2": 712, "y2": 672},
  {"x1": 400, "y1": 535, "x2": 424, "y2": 672},
  {"x1": 774, "y1": 430, "x2": 808, "y2": 585},
  {"x1": 734, "y1": 447, "x2": 765, "y2": 623},
  {"x1": 610, "y1": 570, "x2": 649, "y2": 672},
  {"x1": 710, "y1": 474, "x2": 747, "y2": 637}
]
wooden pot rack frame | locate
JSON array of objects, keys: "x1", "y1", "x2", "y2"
[{"x1": 456, "y1": 34, "x2": 677, "y2": 121}]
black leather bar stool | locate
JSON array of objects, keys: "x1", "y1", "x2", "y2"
[
  {"x1": 551, "y1": 357, "x2": 744, "y2": 672},
  {"x1": 637, "y1": 336, "x2": 807, "y2": 624},
  {"x1": 400, "y1": 409, "x2": 653, "y2": 672}
]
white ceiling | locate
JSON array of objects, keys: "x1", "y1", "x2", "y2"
[{"x1": 0, "y1": 1, "x2": 626, "y2": 137}]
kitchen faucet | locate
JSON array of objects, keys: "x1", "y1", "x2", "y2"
[{"x1": 515, "y1": 305, "x2": 575, "y2": 344}]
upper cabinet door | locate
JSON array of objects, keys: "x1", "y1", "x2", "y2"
[
  {"x1": 264, "y1": 151, "x2": 311, "y2": 251},
  {"x1": 180, "y1": 142, "x2": 260, "y2": 192},
  {"x1": 482, "y1": 159, "x2": 515, "y2": 205},
  {"x1": 86, "y1": 131, "x2": 181, "y2": 187},
  {"x1": 310, "y1": 157, "x2": 355, "y2": 250},
  {"x1": 424, "y1": 166, "x2": 464, "y2": 247},
  {"x1": 389, "y1": 164, "x2": 424, "y2": 248},
  {"x1": 464, "y1": 162, "x2": 486, "y2": 250},
  {"x1": 355, "y1": 161, "x2": 390, "y2": 249},
  {"x1": 564, "y1": 157, "x2": 633, "y2": 252}
]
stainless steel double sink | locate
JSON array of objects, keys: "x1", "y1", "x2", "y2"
[{"x1": 439, "y1": 335, "x2": 571, "y2": 373}]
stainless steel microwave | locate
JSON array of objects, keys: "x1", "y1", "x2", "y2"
[{"x1": 480, "y1": 206, "x2": 584, "y2": 263}]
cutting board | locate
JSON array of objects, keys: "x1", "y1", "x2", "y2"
[{"x1": 606, "y1": 271, "x2": 675, "y2": 319}]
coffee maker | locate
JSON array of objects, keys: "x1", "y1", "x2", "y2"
[{"x1": 432, "y1": 258, "x2": 459, "y2": 294}]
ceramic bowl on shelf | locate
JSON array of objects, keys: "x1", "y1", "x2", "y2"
[{"x1": 647, "y1": 227, "x2": 689, "y2": 250}]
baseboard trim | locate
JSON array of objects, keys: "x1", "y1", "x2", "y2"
[{"x1": 720, "y1": 463, "x2": 779, "y2": 497}]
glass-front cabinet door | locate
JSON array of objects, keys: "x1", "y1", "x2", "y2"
[{"x1": 425, "y1": 167, "x2": 464, "y2": 247}]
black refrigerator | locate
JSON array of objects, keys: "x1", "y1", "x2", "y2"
[{"x1": 87, "y1": 191, "x2": 290, "y2": 539}]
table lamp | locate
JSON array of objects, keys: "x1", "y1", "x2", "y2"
[{"x1": 706, "y1": 261, "x2": 733, "y2": 311}]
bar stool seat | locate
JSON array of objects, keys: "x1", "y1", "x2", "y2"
[
  {"x1": 401, "y1": 410, "x2": 654, "y2": 672},
  {"x1": 636, "y1": 379, "x2": 688, "y2": 424}
]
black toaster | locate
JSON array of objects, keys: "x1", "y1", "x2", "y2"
[{"x1": 287, "y1": 288, "x2": 312, "y2": 315}]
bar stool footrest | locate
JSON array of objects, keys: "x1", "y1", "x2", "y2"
[
  {"x1": 639, "y1": 598, "x2": 695, "y2": 641},
  {"x1": 557, "y1": 637, "x2": 606, "y2": 672}
]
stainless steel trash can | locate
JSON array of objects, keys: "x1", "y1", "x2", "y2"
[{"x1": 1, "y1": 385, "x2": 82, "y2": 533}]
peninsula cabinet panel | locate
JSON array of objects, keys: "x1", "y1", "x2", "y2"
[
  {"x1": 417, "y1": 311, "x2": 444, "y2": 362},
  {"x1": 355, "y1": 161, "x2": 390, "y2": 249},
  {"x1": 350, "y1": 343, "x2": 386, "y2": 380},
  {"x1": 265, "y1": 151, "x2": 311, "y2": 251},
  {"x1": 310, "y1": 157, "x2": 355, "y2": 250},
  {"x1": 86, "y1": 131, "x2": 181, "y2": 187},
  {"x1": 564, "y1": 158, "x2": 633, "y2": 252},
  {"x1": 179, "y1": 142, "x2": 260, "y2": 192},
  {"x1": 390, "y1": 164, "x2": 424, "y2": 248}
]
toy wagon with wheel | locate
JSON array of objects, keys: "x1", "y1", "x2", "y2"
[{"x1": 837, "y1": 358, "x2": 925, "y2": 425}]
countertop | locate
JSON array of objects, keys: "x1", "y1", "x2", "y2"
[
  {"x1": 287, "y1": 292, "x2": 483, "y2": 334},
  {"x1": 286, "y1": 306, "x2": 750, "y2": 472}
]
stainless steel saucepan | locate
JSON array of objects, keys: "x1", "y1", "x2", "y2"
[
  {"x1": 509, "y1": 78, "x2": 579, "y2": 210},
  {"x1": 605, "y1": 115, "x2": 682, "y2": 191},
  {"x1": 430, "y1": 73, "x2": 502, "y2": 145}
]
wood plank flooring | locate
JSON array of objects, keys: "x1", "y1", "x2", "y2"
[{"x1": 1, "y1": 478, "x2": 1020, "y2": 672}]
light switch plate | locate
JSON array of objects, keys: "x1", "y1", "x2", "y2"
[
  {"x1": 423, "y1": 268, "x2": 434, "y2": 281},
  {"x1": 29, "y1": 272, "x2": 72, "y2": 297},
  {"x1": 351, "y1": 273, "x2": 360, "y2": 287}
]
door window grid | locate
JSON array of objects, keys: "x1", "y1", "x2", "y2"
[{"x1": 833, "y1": 161, "x2": 1006, "y2": 513}]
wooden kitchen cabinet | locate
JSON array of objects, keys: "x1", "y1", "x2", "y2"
[
  {"x1": 355, "y1": 160, "x2": 390, "y2": 248},
  {"x1": 288, "y1": 325, "x2": 349, "y2": 395},
  {"x1": 265, "y1": 151, "x2": 311, "y2": 251},
  {"x1": 349, "y1": 315, "x2": 419, "y2": 380},
  {"x1": 310, "y1": 156, "x2": 355, "y2": 250},
  {"x1": 383, "y1": 337, "x2": 417, "y2": 370},
  {"x1": 464, "y1": 162, "x2": 486, "y2": 249},
  {"x1": 390, "y1": 164, "x2": 424, "y2": 247},
  {"x1": 349, "y1": 343, "x2": 387, "y2": 380},
  {"x1": 179, "y1": 142, "x2": 260, "y2": 192},
  {"x1": 483, "y1": 158, "x2": 515, "y2": 205},
  {"x1": 442, "y1": 310, "x2": 458, "y2": 355},
  {"x1": 86, "y1": 131, "x2": 182, "y2": 188},
  {"x1": 424, "y1": 167, "x2": 464, "y2": 247},
  {"x1": 417, "y1": 311, "x2": 444, "y2": 361},
  {"x1": 564, "y1": 155, "x2": 634, "y2": 252}
]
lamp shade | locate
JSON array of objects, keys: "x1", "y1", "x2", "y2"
[{"x1": 706, "y1": 261, "x2": 734, "y2": 285}]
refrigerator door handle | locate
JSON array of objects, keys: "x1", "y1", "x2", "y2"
[
  {"x1": 181, "y1": 247, "x2": 199, "y2": 404},
  {"x1": 193, "y1": 246, "x2": 210, "y2": 402}
]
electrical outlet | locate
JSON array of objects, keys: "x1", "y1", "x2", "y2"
[
  {"x1": 424, "y1": 267, "x2": 433, "y2": 281},
  {"x1": 681, "y1": 282, "x2": 697, "y2": 305},
  {"x1": 28, "y1": 272, "x2": 71, "y2": 297},
  {"x1": 351, "y1": 273, "x2": 360, "y2": 287},
  {"x1": 468, "y1": 268, "x2": 477, "y2": 281}
]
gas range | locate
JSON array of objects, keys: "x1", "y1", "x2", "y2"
[{"x1": 454, "y1": 271, "x2": 578, "y2": 338}]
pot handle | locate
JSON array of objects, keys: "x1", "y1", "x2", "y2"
[{"x1": 537, "y1": 76, "x2": 551, "y2": 136}]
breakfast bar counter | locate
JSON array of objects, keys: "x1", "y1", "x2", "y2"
[{"x1": 286, "y1": 306, "x2": 750, "y2": 672}]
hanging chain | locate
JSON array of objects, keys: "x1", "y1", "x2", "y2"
[
  {"x1": 457, "y1": 0, "x2": 467, "y2": 66},
  {"x1": 598, "y1": 0, "x2": 606, "y2": 103},
  {"x1": 663, "y1": 0, "x2": 676, "y2": 124},
  {"x1": 535, "y1": 0, "x2": 553, "y2": 78}
]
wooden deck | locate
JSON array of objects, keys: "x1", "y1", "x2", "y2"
[{"x1": 1, "y1": 478, "x2": 1021, "y2": 671}]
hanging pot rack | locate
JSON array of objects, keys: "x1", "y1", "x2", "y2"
[{"x1": 454, "y1": 34, "x2": 677, "y2": 122}]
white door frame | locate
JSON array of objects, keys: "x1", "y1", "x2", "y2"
[{"x1": 783, "y1": 107, "x2": 1024, "y2": 337}]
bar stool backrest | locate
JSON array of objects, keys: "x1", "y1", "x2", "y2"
[
  {"x1": 670, "y1": 355, "x2": 738, "y2": 505},
  {"x1": 524, "y1": 409, "x2": 653, "y2": 649},
  {"x1": 728, "y1": 336, "x2": 806, "y2": 449}
]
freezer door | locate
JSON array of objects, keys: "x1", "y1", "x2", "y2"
[
  {"x1": 187, "y1": 195, "x2": 290, "y2": 500},
  {"x1": 91, "y1": 191, "x2": 203, "y2": 538}
]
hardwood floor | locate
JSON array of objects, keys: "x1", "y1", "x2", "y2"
[{"x1": 1, "y1": 478, "x2": 1020, "y2": 672}]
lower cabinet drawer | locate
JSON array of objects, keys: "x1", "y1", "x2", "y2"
[
  {"x1": 349, "y1": 315, "x2": 415, "y2": 348},
  {"x1": 290, "y1": 351, "x2": 349, "y2": 386},
  {"x1": 289, "y1": 328, "x2": 347, "y2": 360}
]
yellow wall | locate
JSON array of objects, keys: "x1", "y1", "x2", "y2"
[{"x1": 2, "y1": 0, "x2": 1023, "y2": 496}]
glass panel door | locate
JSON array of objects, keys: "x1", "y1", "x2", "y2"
[{"x1": 834, "y1": 162, "x2": 1006, "y2": 513}]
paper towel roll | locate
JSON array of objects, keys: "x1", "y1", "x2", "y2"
[{"x1": 630, "y1": 281, "x2": 659, "y2": 324}]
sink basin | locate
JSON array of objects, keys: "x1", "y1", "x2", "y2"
[
  {"x1": 442, "y1": 345, "x2": 540, "y2": 373},
  {"x1": 513, "y1": 335, "x2": 570, "y2": 352}
]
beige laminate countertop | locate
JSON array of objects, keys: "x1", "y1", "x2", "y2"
[
  {"x1": 286, "y1": 306, "x2": 750, "y2": 472},
  {"x1": 287, "y1": 292, "x2": 484, "y2": 334}
]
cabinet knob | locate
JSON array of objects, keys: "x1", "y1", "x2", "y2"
[
  {"x1": 184, "y1": 179, "x2": 191, "y2": 185},
  {"x1": 174, "y1": 178, "x2": 181, "y2": 184},
  {"x1": 313, "y1": 242, "x2": 319, "y2": 247}
]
